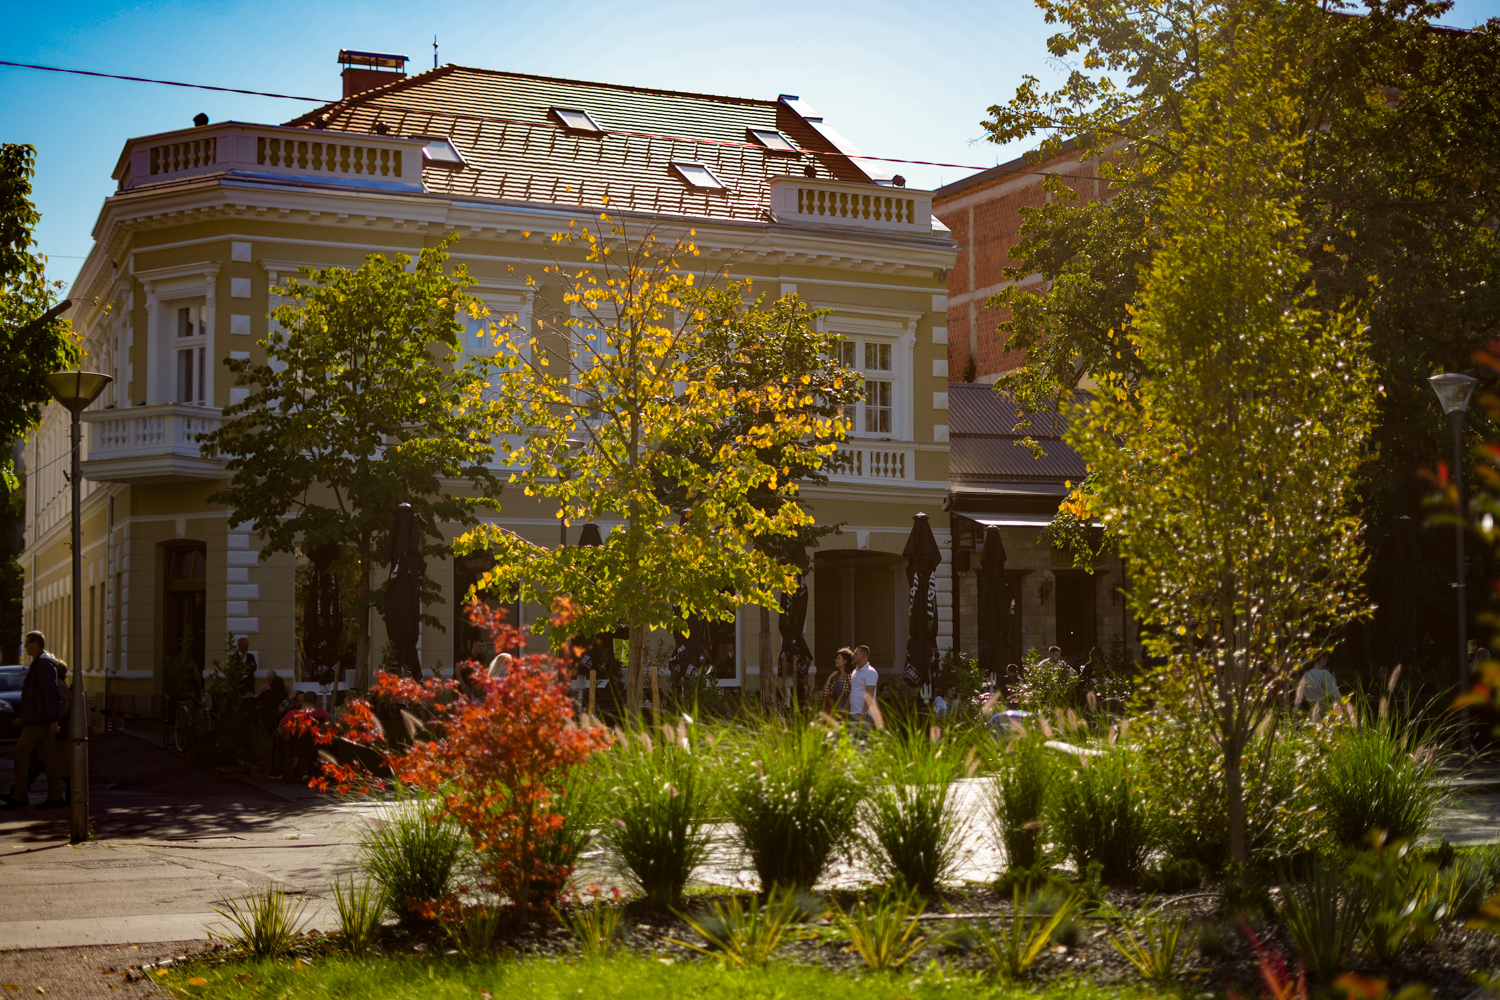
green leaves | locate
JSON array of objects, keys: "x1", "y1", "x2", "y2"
[
  {"x1": 1068, "y1": 12, "x2": 1376, "y2": 862},
  {"x1": 454, "y1": 219, "x2": 856, "y2": 707},
  {"x1": 201, "y1": 235, "x2": 503, "y2": 630},
  {"x1": 0, "y1": 144, "x2": 78, "y2": 492}
]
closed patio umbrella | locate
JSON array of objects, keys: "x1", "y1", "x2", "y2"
[
  {"x1": 382, "y1": 503, "x2": 424, "y2": 679},
  {"x1": 572, "y1": 524, "x2": 624, "y2": 686},
  {"x1": 977, "y1": 526, "x2": 1008, "y2": 689},
  {"x1": 901, "y1": 512, "x2": 943, "y2": 698},
  {"x1": 778, "y1": 573, "x2": 813, "y2": 699}
]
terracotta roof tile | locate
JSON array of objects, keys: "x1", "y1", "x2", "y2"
[{"x1": 286, "y1": 65, "x2": 884, "y2": 222}]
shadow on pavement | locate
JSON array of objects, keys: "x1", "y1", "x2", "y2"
[{"x1": 0, "y1": 729, "x2": 315, "y2": 845}]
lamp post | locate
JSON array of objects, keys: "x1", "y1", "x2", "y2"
[
  {"x1": 557, "y1": 437, "x2": 586, "y2": 549},
  {"x1": 1428, "y1": 372, "x2": 1478, "y2": 750},
  {"x1": 41, "y1": 369, "x2": 113, "y2": 844}
]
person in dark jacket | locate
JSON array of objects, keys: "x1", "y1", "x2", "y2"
[{"x1": 3, "y1": 631, "x2": 65, "y2": 809}]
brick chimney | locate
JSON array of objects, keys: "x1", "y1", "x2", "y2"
[{"x1": 338, "y1": 50, "x2": 408, "y2": 100}]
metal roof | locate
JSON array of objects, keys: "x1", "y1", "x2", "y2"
[
  {"x1": 947, "y1": 382, "x2": 1087, "y2": 493},
  {"x1": 284, "y1": 65, "x2": 907, "y2": 225}
]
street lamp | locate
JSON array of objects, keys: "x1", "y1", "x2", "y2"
[
  {"x1": 41, "y1": 369, "x2": 113, "y2": 844},
  {"x1": 557, "y1": 436, "x2": 586, "y2": 549},
  {"x1": 1428, "y1": 372, "x2": 1478, "y2": 750}
]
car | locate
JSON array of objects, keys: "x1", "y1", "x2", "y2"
[{"x1": 0, "y1": 665, "x2": 25, "y2": 741}]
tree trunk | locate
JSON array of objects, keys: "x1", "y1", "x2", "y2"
[
  {"x1": 759, "y1": 605, "x2": 775, "y2": 714},
  {"x1": 627, "y1": 622, "x2": 646, "y2": 718},
  {"x1": 1225, "y1": 738, "x2": 1247, "y2": 865},
  {"x1": 357, "y1": 533, "x2": 372, "y2": 688}
]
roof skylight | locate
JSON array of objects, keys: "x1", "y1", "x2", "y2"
[
  {"x1": 670, "y1": 161, "x2": 728, "y2": 191},
  {"x1": 747, "y1": 128, "x2": 798, "y2": 154},
  {"x1": 550, "y1": 108, "x2": 604, "y2": 134},
  {"x1": 413, "y1": 136, "x2": 467, "y2": 169}
]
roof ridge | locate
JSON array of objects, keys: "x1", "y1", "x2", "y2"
[
  {"x1": 288, "y1": 63, "x2": 782, "y2": 129},
  {"x1": 286, "y1": 62, "x2": 460, "y2": 126}
]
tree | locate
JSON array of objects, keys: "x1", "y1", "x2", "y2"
[
  {"x1": 200, "y1": 238, "x2": 503, "y2": 683},
  {"x1": 456, "y1": 216, "x2": 853, "y2": 714},
  {"x1": 1, "y1": 144, "x2": 78, "y2": 492},
  {"x1": 984, "y1": 1, "x2": 1500, "y2": 630},
  {"x1": 1067, "y1": 10, "x2": 1377, "y2": 863}
]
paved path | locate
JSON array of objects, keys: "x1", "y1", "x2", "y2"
[
  {"x1": 0, "y1": 729, "x2": 373, "y2": 952},
  {"x1": 1, "y1": 728, "x2": 1497, "y2": 961}
]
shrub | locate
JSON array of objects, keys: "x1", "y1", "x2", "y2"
[
  {"x1": 330, "y1": 877, "x2": 387, "y2": 957},
  {"x1": 210, "y1": 887, "x2": 308, "y2": 958},
  {"x1": 1437, "y1": 842, "x2": 1500, "y2": 917},
  {"x1": 722, "y1": 723, "x2": 864, "y2": 892},
  {"x1": 317, "y1": 603, "x2": 611, "y2": 917},
  {"x1": 830, "y1": 885, "x2": 930, "y2": 972},
  {"x1": 1277, "y1": 860, "x2": 1367, "y2": 980},
  {"x1": 596, "y1": 719, "x2": 712, "y2": 908},
  {"x1": 860, "y1": 724, "x2": 972, "y2": 894},
  {"x1": 1108, "y1": 911, "x2": 1193, "y2": 980},
  {"x1": 1129, "y1": 677, "x2": 1322, "y2": 870},
  {"x1": 1349, "y1": 833, "x2": 1445, "y2": 961},
  {"x1": 1139, "y1": 858, "x2": 1206, "y2": 894},
  {"x1": 671, "y1": 889, "x2": 804, "y2": 968},
  {"x1": 1049, "y1": 748, "x2": 1155, "y2": 884},
  {"x1": 560, "y1": 895, "x2": 626, "y2": 960},
  {"x1": 443, "y1": 904, "x2": 503, "y2": 960},
  {"x1": 1312, "y1": 716, "x2": 1445, "y2": 850},
  {"x1": 948, "y1": 885, "x2": 1082, "y2": 979},
  {"x1": 358, "y1": 795, "x2": 468, "y2": 926},
  {"x1": 988, "y1": 730, "x2": 1053, "y2": 871}
]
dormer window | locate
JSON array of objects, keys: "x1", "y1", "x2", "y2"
[
  {"x1": 413, "y1": 136, "x2": 466, "y2": 169},
  {"x1": 670, "y1": 161, "x2": 728, "y2": 192},
  {"x1": 550, "y1": 108, "x2": 604, "y2": 134},
  {"x1": 747, "y1": 128, "x2": 798, "y2": 154}
]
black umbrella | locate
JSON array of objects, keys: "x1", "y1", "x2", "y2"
[
  {"x1": 778, "y1": 573, "x2": 813, "y2": 696},
  {"x1": 304, "y1": 542, "x2": 344, "y2": 686},
  {"x1": 572, "y1": 524, "x2": 624, "y2": 686},
  {"x1": 1386, "y1": 515, "x2": 1421, "y2": 668},
  {"x1": 977, "y1": 526, "x2": 1008, "y2": 689},
  {"x1": 383, "y1": 503, "x2": 424, "y2": 679},
  {"x1": 901, "y1": 512, "x2": 943, "y2": 697}
]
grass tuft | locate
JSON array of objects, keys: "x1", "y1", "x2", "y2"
[{"x1": 210, "y1": 886, "x2": 308, "y2": 958}]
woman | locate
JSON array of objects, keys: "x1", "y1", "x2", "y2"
[{"x1": 821, "y1": 647, "x2": 855, "y2": 715}]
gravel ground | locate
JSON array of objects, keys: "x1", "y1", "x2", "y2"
[
  {"x1": 0, "y1": 942, "x2": 211, "y2": 999},
  {"x1": 171, "y1": 881, "x2": 1500, "y2": 1000}
]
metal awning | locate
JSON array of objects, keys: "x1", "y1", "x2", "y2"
[{"x1": 955, "y1": 512, "x2": 1104, "y2": 529}]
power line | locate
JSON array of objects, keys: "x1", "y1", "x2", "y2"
[
  {"x1": 0, "y1": 57, "x2": 1057, "y2": 179},
  {"x1": 0, "y1": 59, "x2": 335, "y2": 104}
]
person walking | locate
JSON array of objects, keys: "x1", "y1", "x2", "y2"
[
  {"x1": 848, "y1": 645, "x2": 880, "y2": 729},
  {"x1": 3, "y1": 631, "x2": 66, "y2": 810},
  {"x1": 821, "y1": 648, "x2": 855, "y2": 715}
]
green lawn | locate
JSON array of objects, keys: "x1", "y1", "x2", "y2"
[{"x1": 158, "y1": 953, "x2": 1185, "y2": 1000}]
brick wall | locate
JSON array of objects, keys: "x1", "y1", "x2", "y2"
[{"x1": 934, "y1": 154, "x2": 1107, "y2": 383}]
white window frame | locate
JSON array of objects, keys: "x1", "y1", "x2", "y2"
[
  {"x1": 137, "y1": 262, "x2": 219, "y2": 407},
  {"x1": 832, "y1": 332, "x2": 907, "y2": 442}
]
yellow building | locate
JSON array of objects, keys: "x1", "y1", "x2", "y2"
[{"x1": 25, "y1": 53, "x2": 957, "y2": 709}]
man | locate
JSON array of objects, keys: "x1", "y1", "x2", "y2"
[
  {"x1": 848, "y1": 645, "x2": 880, "y2": 729},
  {"x1": 3, "y1": 631, "x2": 65, "y2": 810},
  {"x1": 1297, "y1": 656, "x2": 1341, "y2": 710},
  {"x1": 234, "y1": 636, "x2": 258, "y2": 696}
]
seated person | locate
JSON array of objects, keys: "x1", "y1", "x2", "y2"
[{"x1": 934, "y1": 684, "x2": 959, "y2": 716}]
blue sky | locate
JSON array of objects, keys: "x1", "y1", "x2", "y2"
[{"x1": 4, "y1": 0, "x2": 1498, "y2": 291}]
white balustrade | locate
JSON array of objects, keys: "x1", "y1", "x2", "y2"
[
  {"x1": 768, "y1": 177, "x2": 934, "y2": 234},
  {"x1": 826, "y1": 445, "x2": 913, "y2": 483},
  {"x1": 117, "y1": 123, "x2": 426, "y2": 193},
  {"x1": 81, "y1": 404, "x2": 225, "y2": 483}
]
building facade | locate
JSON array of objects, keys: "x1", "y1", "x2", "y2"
[
  {"x1": 933, "y1": 153, "x2": 1133, "y2": 668},
  {"x1": 24, "y1": 57, "x2": 958, "y2": 708}
]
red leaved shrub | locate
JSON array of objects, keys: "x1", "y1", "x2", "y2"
[{"x1": 315, "y1": 599, "x2": 609, "y2": 916}]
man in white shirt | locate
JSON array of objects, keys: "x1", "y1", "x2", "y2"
[
  {"x1": 848, "y1": 645, "x2": 879, "y2": 728},
  {"x1": 1298, "y1": 657, "x2": 1340, "y2": 709}
]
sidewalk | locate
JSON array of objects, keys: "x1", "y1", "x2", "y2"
[{"x1": 0, "y1": 729, "x2": 372, "y2": 954}]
